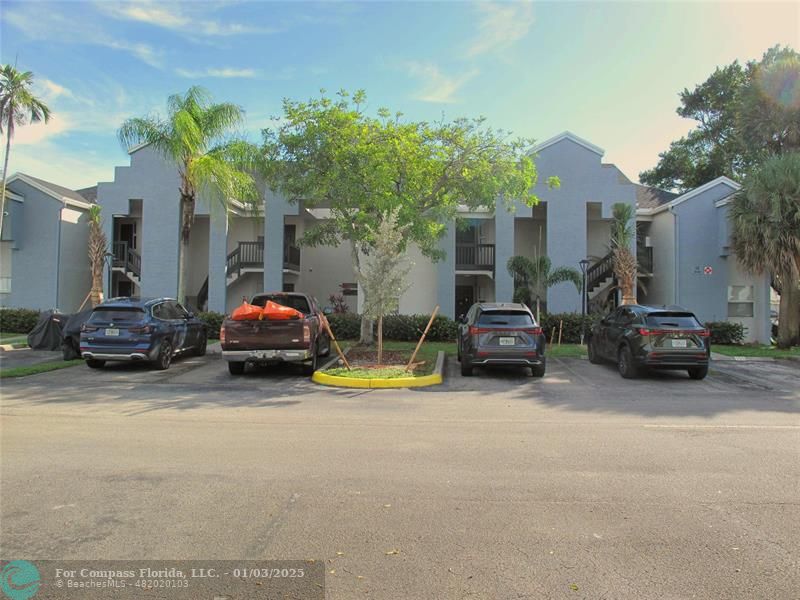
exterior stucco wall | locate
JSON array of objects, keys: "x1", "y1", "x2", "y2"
[
  {"x1": 296, "y1": 239, "x2": 357, "y2": 312},
  {"x1": 399, "y1": 245, "x2": 438, "y2": 315},
  {"x1": 533, "y1": 139, "x2": 636, "y2": 313},
  {"x1": 644, "y1": 212, "x2": 675, "y2": 306},
  {"x1": 57, "y1": 208, "x2": 91, "y2": 312},
  {"x1": 728, "y1": 254, "x2": 771, "y2": 343}
]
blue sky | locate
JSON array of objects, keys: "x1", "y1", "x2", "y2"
[{"x1": 1, "y1": 0, "x2": 797, "y2": 189}]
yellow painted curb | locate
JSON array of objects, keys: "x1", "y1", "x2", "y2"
[
  {"x1": 312, "y1": 351, "x2": 445, "y2": 389},
  {"x1": 312, "y1": 370, "x2": 442, "y2": 388}
]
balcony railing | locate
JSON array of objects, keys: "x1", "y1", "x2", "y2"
[
  {"x1": 455, "y1": 243, "x2": 495, "y2": 271},
  {"x1": 638, "y1": 246, "x2": 654, "y2": 274},
  {"x1": 226, "y1": 241, "x2": 302, "y2": 278},
  {"x1": 112, "y1": 241, "x2": 141, "y2": 279}
]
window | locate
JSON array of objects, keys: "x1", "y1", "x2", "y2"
[
  {"x1": 152, "y1": 303, "x2": 170, "y2": 320},
  {"x1": 646, "y1": 312, "x2": 702, "y2": 328},
  {"x1": 89, "y1": 308, "x2": 145, "y2": 323},
  {"x1": 728, "y1": 286, "x2": 754, "y2": 318},
  {"x1": 477, "y1": 310, "x2": 534, "y2": 326},
  {"x1": 728, "y1": 303, "x2": 754, "y2": 318}
]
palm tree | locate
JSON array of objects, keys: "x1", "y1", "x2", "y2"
[
  {"x1": 507, "y1": 253, "x2": 582, "y2": 321},
  {"x1": 730, "y1": 152, "x2": 800, "y2": 348},
  {"x1": 87, "y1": 205, "x2": 107, "y2": 307},
  {"x1": 118, "y1": 86, "x2": 259, "y2": 304},
  {"x1": 610, "y1": 202, "x2": 637, "y2": 305},
  {"x1": 0, "y1": 64, "x2": 52, "y2": 238}
]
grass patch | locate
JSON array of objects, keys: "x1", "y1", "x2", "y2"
[
  {"x1": 0, "y1": 332, "x2": 27, "y2": 344},
  {"x1": 546, "y1": 343, "x2": 587, "y2": 358},
  {"x1": 0, "y1": 360, "x2": 83, "y2": 379},
  {"x1": 713, "y1": 344, "x2": 800, "y2": 359},
  {"x1": 326, "y1": 366, "x2": 415, "y2": 379}
]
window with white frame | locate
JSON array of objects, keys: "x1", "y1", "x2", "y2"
[{"x1": 728, "y1": 285, "x2": 754, "y2": 318}]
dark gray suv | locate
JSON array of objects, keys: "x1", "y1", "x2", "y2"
[{"x1": 457, "y1": 303, "x2": 546, "y2": 377}]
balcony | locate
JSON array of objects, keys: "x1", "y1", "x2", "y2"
[
  {"x1": 283, "y1": 244, "x2": 300, "y2": 271},
  {"x1": 112, "y1": 241, "x2": 141, "y2": 281},
  {"x1": 226, "y1": 241, "x2": 302, "y2": 281},
  {"x1": 455, "y1": 243, "x2": 495, "y2": 272}
]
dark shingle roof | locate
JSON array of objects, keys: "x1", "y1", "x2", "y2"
[
  {"x1": 75, "y1": 186, "x2": 98, "y2": 203},
  {"x1": 635, "y1": 184, "x2": 679, "y2": 210},
  {"x1": 24, "y1": 174, "x2": 94, "y2": 204}
]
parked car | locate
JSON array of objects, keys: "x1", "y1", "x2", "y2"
[
  {"x1": 587, "y1": 305, "x2": 710, "y2": 379},
  {"x1": 80, "y1": 297, "x2": 207, "y2": 370},
  {"x1": 220, "y1": 292, "x2": 330, "y2": 376},
  {"x1": 457, "y1": 302, "x2": 546, "y2": 377}
]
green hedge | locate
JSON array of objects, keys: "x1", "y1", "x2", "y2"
[
  {"x1": 705, "y1": 321, "x2": 744, "y2": 345},
  {"x1": 0, "y1": 308, "x2": 41, "y2": 333},
  {"x1": 539, "y1": 313, "x2": 601, "y2": 344},
  {"x1": 197, "y1": 311, "x2": 225, "y2": 339},
  {"x1": 327, "y1": 313, "x2": 458, "y2": 342}
]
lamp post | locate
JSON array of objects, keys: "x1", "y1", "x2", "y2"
[
  {"x1": 105, "y1": 251, "x2": 114, "y2": 301},
  {"x1": 579, "y1": 259, "x2": 590, "y2": 344}
]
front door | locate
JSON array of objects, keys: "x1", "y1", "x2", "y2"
[{"x1": 455, "y1": 285, "x2": 475, "y2": 320}]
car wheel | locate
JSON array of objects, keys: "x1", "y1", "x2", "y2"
[
  {"x1": 228, "y1": 361, "x2": 245, "y2": 375},
  {"x1": 587, "y1": 338, "x2": 601, "y2": 364},
  {"x1": 688, "y1": 366, "x2": 708, "y2": 380},
  {"x1": 531, "y1": 362, "x2": 546, "y2": 378},
  {"x1": 86, "y1": 359, "x2": 105, "y2": 369},
  {"x1": 457, "y1": 341, "x2": 462, "y2": 362},
  {"x1": 194, "y1": 332, "x2": 207, "y2": 356},
  {"x1": 618, "y1": 345, "x2": 638, "y2": 379},
  {"x1": 154, "y1": 340, "x2": 173, "y2": 371},
  {"x1": 303, "y1": 344, "x2": 319, "y2": 376},
  {"x1": 460, "y1": 358, "x2": 473, "y2": 377},
  {"x1": 320, "y1": 338, "x2": 331, "y2": 358}
]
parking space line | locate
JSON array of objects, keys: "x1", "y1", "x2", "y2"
[{"x1": 644, "y1": 424, "x2": 800, "y2": 429}]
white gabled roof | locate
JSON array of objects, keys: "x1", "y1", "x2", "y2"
[
  {"x1": 127, "y1": 142, "x2": 151, "y2": 155},
  {"x1": 636, "y1": 176, "x2": 741, "y2": 216},
  {"x1": 6, "y1": 173, "x2": 94, "y2": 210},
  {"x1": 532, "y1": 131, "x2": 605, "y2": 157}
]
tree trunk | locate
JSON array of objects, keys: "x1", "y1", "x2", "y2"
[
  {"x1": 377, "y1": 314, "x2": 383, "y2": 365},
  {"x1": 177, "y1": 187, "x2": 195, "y2": 306},
  {"x1": 350, "y1": 239, "x2": 374, "y2": 345},
  {"x1": 776, "y1": 273, "x2": 800, "y2": 349},
  {"x1": 0, "y1": 117, "x2": 13, "y2": 241}
]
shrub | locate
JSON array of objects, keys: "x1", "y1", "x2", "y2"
[
  {"x1": 197, "y1": 311, "x2": 225, "y2": 339},
  {"x1": 705, "y1": 321, "x2": 745, "y2": 345},
  {"x1": 0, "y1": 308, "x2": 41, "y2": 333},
  {"x1": 539, "y1": 313, "x2": 601, "y2": 344},
  {"x1": 327, "y1": 313, "x2": 458, "y2": 342}
]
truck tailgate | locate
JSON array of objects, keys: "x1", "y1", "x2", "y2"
[{"x1": 224, "y1": 319, "x2": 308, "y2": 351}]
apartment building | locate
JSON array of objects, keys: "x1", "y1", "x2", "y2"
[{"x1": 2, "y1": 131, "x2": 771, "y2": 343}]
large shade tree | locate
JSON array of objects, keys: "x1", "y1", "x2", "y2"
[
  {"x1": 730, "y1": 153, "x2": 800, "y2": 348},
  {"x1": 0, "y1": 64, "x2": 52, "y2": 238},
  {"x1": 118, "y1": 86, "x2": 259, "y2": 305},
  {"x1": 261, "y1": 90, "x2": 556, "y2": 344}
]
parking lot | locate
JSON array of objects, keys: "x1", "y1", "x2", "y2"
[{"x1": 1, "y1": 355, "x2": 798, "y2": 599}]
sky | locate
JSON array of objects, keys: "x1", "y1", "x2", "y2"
[{"x1": 0, "y1": 0, "x2": 797, "y2": 190}]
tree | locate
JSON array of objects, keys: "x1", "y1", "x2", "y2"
[
  {"x1": 261, "y1": 90, "x2": 555, "y2": 344},
  {"x1": 358, "y1": 213, "x2": 411, "y2": 363},
  {"x1": 730, "y1": 153, "x2": 800, "y2": 348},
  {"x1": 87, "y1": 205, "x2": 107, "y2": 307},
  {"x1": 640, "y1": 46, "x2": 799, "y2": 192},
  {"x1": 610, "y1": 202, "x2": 637, "y2": 305},
  {"x1": 0, "y1": 64, "x2": 51, "y2": 239},
  {"x1": 507, "y1": 253, "x2": 581, "y2": 321},
  {"x1": 118, "y1": 86, "x2": 259, "y2": 305}
]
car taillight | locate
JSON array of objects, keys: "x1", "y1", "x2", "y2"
[
  {"x1": 128, "y1": 325, "x2": 152, "y2": 334},
  {"x1": 303, "y1": 323, "x2": 311, "y2": 344},
  {"x1": 698, "y1": 329, "x2": 711, "y2": 337},
  {"x1": 523, "y1": 327, "x2": 543, "y2": 335},
  {"x1": 469, "y1": 326, "x2": 490, "y2": 335},
  {"x1": 81, "y1": 324, "x2": 98, "y2": 332},
  {"x1": 638, "y1": 328, "x2": 667, "y2": 336}
]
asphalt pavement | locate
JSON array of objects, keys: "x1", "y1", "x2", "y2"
[{"x1": 1, "y1": 355, "x2": 798, "y2": 599}]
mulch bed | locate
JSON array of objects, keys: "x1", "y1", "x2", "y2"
[{"x1": 337, "y1": 347, "x2": 426, "y2": 371}]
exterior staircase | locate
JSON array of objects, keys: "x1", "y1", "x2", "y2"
[{"x1": 112, "y1": 241, "x2": 141, "y2": 286}]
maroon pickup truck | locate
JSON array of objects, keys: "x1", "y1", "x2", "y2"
[{"x1": 220, "y1": 292, "x2": 331, "y2": 376}]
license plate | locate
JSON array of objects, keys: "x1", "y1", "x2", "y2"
[
  {"x1": 499, "y1": 337, "x2": 515, "y2": 346},
  {"x1": 105, "y1": 328, "x2": 120, "y2": 336},
  {"x1": 670, "y1": 339, "x2": 687, "y2": 348}
]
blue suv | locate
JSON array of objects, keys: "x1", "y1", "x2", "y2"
[{"x1": 80, "y1": 297, "x2": 207, "y2": 370}]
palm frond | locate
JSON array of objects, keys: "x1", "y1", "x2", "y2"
[{"x1": 546, "y1": 266, "x2": 582, "y2": 291}]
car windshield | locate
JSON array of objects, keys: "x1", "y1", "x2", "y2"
[
  {"x1": 477, "y1": 311, "x2": 534, "y2": 326},
  {"x1": 645, "y1": 312, "x2": 701, "y2": 328},
  {"x1": 88, "y1": 308, "x2": 145, "y2": 323},
  {"x1": 251, "y1": 295, "x2": 310, "y2": 314}
]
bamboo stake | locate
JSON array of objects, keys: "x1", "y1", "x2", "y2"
[
  {"x1": 321, "y1": 314, "x2": 351, "y2": 370},
  {"x1": 77, "y1": 291, "x2": 92, "y2": 312},
  {"x1": 558, "y1": 320, "x2": 563, "y2": 346},
  {"x1": 550, "y1": 326, "x2": 556, "y2": 350},
  {"x1": 405, "y1": 305, "x2": 439, "y2": 372}
]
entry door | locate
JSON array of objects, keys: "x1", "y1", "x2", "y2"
[
  {"x1": 119, "y1": 222, "x2": 137, "y2": 249},
  {"x1": 455, "y1": 285, "x2": 475, "y2": 319}
]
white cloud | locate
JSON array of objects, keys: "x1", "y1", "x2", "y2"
[
  {"x1": 39, "y1": 79, "x2": 75, "y2": 102},
  {"x1": 9, "y1": 143, "x2": 118, "y2": 189},
  {"x1": 405, "y1": 62, "x2": 479, "y2": 104},
  {"x1": 11, "y1": 114, "x2": 72, "y2": 146},
  {"x1": 175, "y1": 67, "x2": 257, "y2": 79},
  {"x1": 467, "y1": 1, "x2": 535, "y2": 57},
  {"x1": 96, "y1": 0, "x2": 280, "y2": 36}
]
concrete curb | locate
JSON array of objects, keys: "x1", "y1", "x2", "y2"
[
  {"x1": 0, "y1": 343, "x2": 29, "y2": 351},
  {"x1": 710, "y1": 352, "x2": 775, "y2": 362},
  {"x1": 312, "y1": 351, "x2": 445, "y2": 389}
]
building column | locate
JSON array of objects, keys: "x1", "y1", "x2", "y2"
[
  {"x1": 437, "y1": 222, "x2": 456, "y2": 318},
  {"x1": 101, "y1": 216, "x2": 114, "y2": 300},
  {"x1": 263, "y1": 190, "x2": 297, "y2": 292},
  {"x1": 208, "y1": 210, "x2": 228, "y2": 313},
  {"x1": 546, "y1": 202, "x2": 586, "y2": 313},
  {"x1": 494, "y1": 207, "x2": 515, "y2": 303},
  {"x1": 140, "y1": 196, "x2": 179, "y2": 299}
]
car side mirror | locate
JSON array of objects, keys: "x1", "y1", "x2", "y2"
[
  {"x1": 322, "y1": 306, "x2": 334, "y2": 315},
  {"x1": 186, "y1": 312, "x2": 194, "y2": 319}
]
